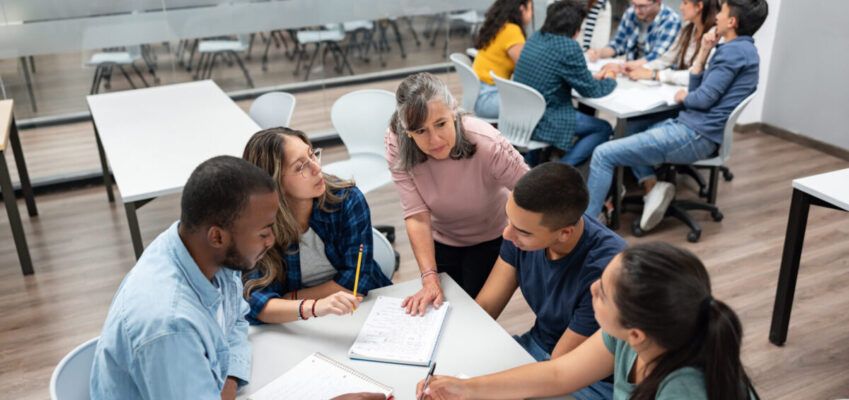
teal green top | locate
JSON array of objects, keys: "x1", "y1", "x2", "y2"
[{"x1": 602, "y1": 331, "x2": 708, "y2": 400}]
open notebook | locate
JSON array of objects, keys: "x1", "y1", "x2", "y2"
[
  {"x1": 595, "y1": 84, "x2": 681, "y2": 113},
  {"x1": 348, "y1": 296, "x2": 450, "y2": 367},
  {"x1": 247, "y1": 352, "x2": 393, "y2": 400}
]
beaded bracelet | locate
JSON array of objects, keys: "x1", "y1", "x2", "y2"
[{"x1": 311, "y1": 299, "x2": 319, "y2": 318}]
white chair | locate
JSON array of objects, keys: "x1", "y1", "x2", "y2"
[
  {"x1": 372, "y1": 227, "x2": 397, "y2": 280},
  {"x1": 50, "y1": 337, "x2": 99, "y2": 400},
  {"x1": 194, "y1": 34, "x2": 254, "y2": 88},
  {"x1": 490, "y1": 71, "x2": 549, "y2": 152},
  {"x1": 293, "y1": 24, "x2": 353, "y2": 80},
  {"x1": 87, "y1": 45, "x2": 155, "y2": 94},
  {"x1": 249, "y1": 92, "x2": 297, "y2": 129},
  {"x1": 449, "y1": 53, "x2": 497, "y2": 124},
  {"x1": 321, "y1": 89, "x2": 395, "y2": 194}
]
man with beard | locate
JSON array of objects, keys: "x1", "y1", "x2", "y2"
[{"x1": 90, "y1": 155, "x2": 278, "y2": 399}]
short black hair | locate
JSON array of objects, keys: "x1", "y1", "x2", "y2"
[
  {"x1": 725, "y1": 0, "x2": 768, "y2": 37},
  {"x1": 181, "y1": 155, "x2": 276, "y2": 232},
  {"x1": 513, "y1": 162, "x2": 589, "y2": 229},
  {"x1": 541, "y1": 0, "x2": 588, "y2": 37}
]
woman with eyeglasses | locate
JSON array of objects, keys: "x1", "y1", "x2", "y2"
[
  {"x1": 386, "y1": 73, "x2": 529, "y2": 316},
  {"x1": 241, "y1": 127, "x2": 392, "y2": 324}
]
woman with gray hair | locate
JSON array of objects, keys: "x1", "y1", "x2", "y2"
[{"x1": 385, "y1": 73, "x2": 528, "y2": 315}]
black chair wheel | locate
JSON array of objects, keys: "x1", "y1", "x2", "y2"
[
  {"x1": 722, "y1": 170, "x2": 734, "y2": 181},
  {"x1": 687, "y1": 230, "x2": 701, "y2": 243},
  {"x1": 711, "y1": 210, "x2": 724, "y2": 222},
  {"x1": 630, "y1": 220, "x2": 645, "y2": 237}
]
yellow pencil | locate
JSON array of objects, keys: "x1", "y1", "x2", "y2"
[{"x1": 352, "y1": 244, "x2": 364, "y2": 311}]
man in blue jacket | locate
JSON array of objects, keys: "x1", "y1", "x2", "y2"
[{"x1": 586, "y1": 0, "x2": 768, "y2": 232}]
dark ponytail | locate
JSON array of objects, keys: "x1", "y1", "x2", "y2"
[{"x1": 614, "y1": 242, "x2": 759, "y2": 400}]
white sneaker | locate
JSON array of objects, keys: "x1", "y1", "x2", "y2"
[{"x1": 640, "y1": 182, "x2": 675, "y2": 231}]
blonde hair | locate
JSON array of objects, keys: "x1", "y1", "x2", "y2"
[{"x1": 241, "y1": 127, "x2": 353, "y2": 298}]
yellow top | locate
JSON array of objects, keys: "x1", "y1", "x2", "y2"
[
  {"x1": 473, "y1": 23, "x2": 526, "y2": 85},
  {"x1": 0, "y1": 100, "x2": 14, "y2": 151}
]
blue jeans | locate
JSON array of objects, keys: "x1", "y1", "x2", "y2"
[
  {"x1": 524, "y1": 111, "x2": 613, "y2": 167},
  {"x1": 514, "y1": 332, "x2": 614, "y2": 400},
  {"x1": 586, "y1": 119, "x2": 718, "y2": 217},
  {"x1": 475, "y1": 83, "x2": 499, "y2": 119}
]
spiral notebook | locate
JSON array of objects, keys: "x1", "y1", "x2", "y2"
[
  {"x1": 247, "y1": 352, "x2": 393, "y2": 400},
  {"x1": 348, "y1": 296, "x2": 450, "y2": 366}
]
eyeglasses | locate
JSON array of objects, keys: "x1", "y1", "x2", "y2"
[
  {"x1": 632, "y1": 1, "x2": 657, "y2": 11},
  {"x1": 285, "y1": 148, "x2": 322, "y2": 178}
]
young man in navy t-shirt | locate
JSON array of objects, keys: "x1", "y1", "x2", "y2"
[{"x1": 476, "y1": 162, "x2": 626, "y2": 400}]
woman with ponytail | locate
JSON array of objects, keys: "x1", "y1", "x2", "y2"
[
  {"x1": 470, "y1": 0, "x2": 534, "y2": 119},
  {"x1": 417, "y1": 242, "x2": 758, "y2": 400}
]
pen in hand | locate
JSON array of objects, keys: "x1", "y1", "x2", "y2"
[{"x1": 418, "y1": 362, "x2": 437, "y2": 400}]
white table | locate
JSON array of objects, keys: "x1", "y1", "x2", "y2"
[
  {"x1": 576, "y1": 78, "x2": 682, "y2": 229},
  {"x1": 86, "y1": 80, "x2": 260, "y2": 258},
  {"x1": 240, "y1": 274, "x2": 572, "y2": 400},
  {"x1": 769, "y1": 168, "x2": 849, "y2": 345}
]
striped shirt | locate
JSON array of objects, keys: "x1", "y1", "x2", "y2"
[{"x1": 582, "y1": 0, "x2": 607, "y2": 50}]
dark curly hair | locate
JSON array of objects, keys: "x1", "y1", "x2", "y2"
[{"x1": 474, "y1": 0, "x2": 531, "y2": 50}]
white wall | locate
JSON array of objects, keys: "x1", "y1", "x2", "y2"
[{"x1": 737, "y1": 0, "x2": 782, "y2": 124}]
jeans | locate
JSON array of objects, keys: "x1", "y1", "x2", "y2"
[
  {"x1": 524, "y1": 111, "x2": 613, "y2": 167},
  {"x1": 474, "y1": 83, "x2": 499, "y2": 119},
  {"x1": 586, "y1": 119, "x2": 718, "y2": 217},
  {"x1": 513, "y1": 332, "x2": 614, "y2": 400}
]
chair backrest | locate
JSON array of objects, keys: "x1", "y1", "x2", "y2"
[
  {"x1": 50, "y1": 337, "x2": 99, "y2": 400},
  {"x1": 330, "y1": 89, "x2": 396, "y2": 158},
  {"x1": 490, "y1": 71, "x2": 546, "y2": 149},
  {"x1": 449, "y1": 53, "x2": 480, "y2": 112},
  {"x1": 717, "y1": 92, "x2": 756, "y2": 162},
  {"x1": 249, "y1": 91, "x2": 297, "y2": 129},
  {"x1": 372, "y1": 228, "x2": 395, "y2": 280}
]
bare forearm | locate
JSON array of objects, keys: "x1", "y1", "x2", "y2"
[
  {"x1": 465, "y1": 361, "x2": 575, "y2": 399},
  {"x1": 599, "y1": 46, "x2": 616, "y2": 59},
  {"x1": 256, "y1": 298, "x2": 305, "y2": 323},
  {"x1": 405, "y1": 214, "x2": 438, "y2": 275},
  {"x1": 551, "y1": 330, "x2": 589, "y2": 359}
]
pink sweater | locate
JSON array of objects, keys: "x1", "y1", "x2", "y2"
[{"x1": 385, "y1": 116, "x2": 529, "y2": 247}]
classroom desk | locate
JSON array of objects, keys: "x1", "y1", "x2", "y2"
[
  {"x1": 575, "y1": 78, "x2": 682, "y2": 229},
  {"x1": 86, "y1": 80, "x2": 259, "y2": 259},
  {"x1": 769, "y1": 168, "x2": 849, "y2": 346},
  {"x1": 240, "y1": 274, "x2": 573, "y2": 400},
  {"x1": 0, "y1": 99, "x2": 38, "y2": 275}
]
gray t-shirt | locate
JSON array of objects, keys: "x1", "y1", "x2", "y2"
[
  {"x1": 636, "y1": 22, "x2": 649, "y2": 59},
  {"x1": 299, "y1": 227, "x2": 337, "y2": 287},
  {"x1": 603, "y1": 331, "x2": 708, "y2": 400}
]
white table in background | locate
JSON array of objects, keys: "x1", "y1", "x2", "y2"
[
  {"x1": 576, "y1": 78, "x2": 683, "y2": 229},
  {"x1": 240, "y1": 274, "x2": 573, "y2": 400},
  {"x1": 86, "y1": 80, "x2": 260, "y2": 258},
  {"x1": 770, "y1": 168, "x2": 849, "y2": 345}
]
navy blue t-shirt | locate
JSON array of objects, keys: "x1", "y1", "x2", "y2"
[{"x1": 500, "y1": 214, "x2": 626, "y2": 353}]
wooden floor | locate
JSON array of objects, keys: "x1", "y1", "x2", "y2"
[{"x1": 2, "y1": 33, "x2": 849, "y2": 399}]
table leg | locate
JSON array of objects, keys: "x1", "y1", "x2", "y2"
[
  {"x1": 609, "y1": 118, "x2": 627, "y2": 230},
  {"x1": 0, "y1": 149, "x2": 34, "y2": 275},
  {"x1": 769, "y1": 188, "x2": 810, "y2": 346},
  {"x1": 9, "y1": 116, "x2": 37, "y2": 216},
  {"x1": 93, "y1": 122, "x2": 115, "y2": 203},
  {"x1": 125, "y1": 201, "x2": 145, "y2": 259},
  {"x1": 19, "y1": 57, "x2": 37, "y2": 113}
]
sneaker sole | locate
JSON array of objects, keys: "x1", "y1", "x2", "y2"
[{"x1": 641, "y1": 189, "x2": 674, "y2": 231}]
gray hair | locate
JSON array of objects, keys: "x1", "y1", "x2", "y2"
[{"x1": 389, "y1": 73, "x2": 477, "y2": 171}]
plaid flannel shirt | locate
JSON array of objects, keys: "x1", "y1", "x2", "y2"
[
  {"x1": 514, "y1": 32, "x2": 616, "y2": 152},
  {"x1": 245, "y1": 186, "x2": 392, "y2": 324},
  {"x1": 608, "y1": 4, "x2": 681, "y2": 61}
]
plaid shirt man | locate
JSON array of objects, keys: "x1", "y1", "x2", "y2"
[
  {"x1": 245, "y1": 187, "x2": 392, "y2": 324},
  {"x1": 608, "y1": 3, "x2": 681, "y2": 61}
]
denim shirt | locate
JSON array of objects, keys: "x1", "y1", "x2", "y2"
[{"x1": 91, "y1": 221, "x2": 251, "y2": 399}]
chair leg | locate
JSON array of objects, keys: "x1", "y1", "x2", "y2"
[
  {"x1": 388, "y1": 19, "x2": 407, "y2": 58},
  {"x1": 130, "y1": 63, "x2": 150, "y2": 87},
  {"x1": 90, "y1": 66, "x2": 103, "y2": 95},
  {"x1": 666, "y1": 203, "x2": 703, "y2": 243},
  {"x1": 261, "y1": 31, "x2": 274, "y2": 71},
  {"x1": 186, "y1": 39, "x2": 199, "y2": 71},
  {"x1": 19, "y1": 57, "x2": 37, "y2": 112},
  {"x1": 680, "y1": 165, "x2": 708, "y2": 197},
  {"x1": 246, "y1": 33, "x2": 255, "y2": 60},
  {"x1": 330, "y1": 42, "x2": 354, "y2": 76},
  {"x1": 707, "y1": 166, "x2": 720, "y2": 205},
  {"x1": 117, "y1": 65, "x2": 137, "y2": 89},
  {"x1": 205, "y1": 53, "x2": 219, "y2": 79},
  {"x1": 720, "y1": 165, "x2": 734, "y2": 181},
  {"x1": 230, "y1": 51, "x2": 254, "y2": 88},
  {"x1": 302, "y1": 43, "x2": 322, "y2": 80},
  {"x1": 404, "y1": 17, "x2": 421, "y2": 47}
]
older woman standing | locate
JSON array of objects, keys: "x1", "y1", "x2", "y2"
[{"x1": 385, "y1": 73, "x2": 529, "y2": 315}]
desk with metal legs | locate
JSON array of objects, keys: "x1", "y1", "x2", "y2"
[{"x1": 0, "y1": 99, "x2": 38, "y2": 275}]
